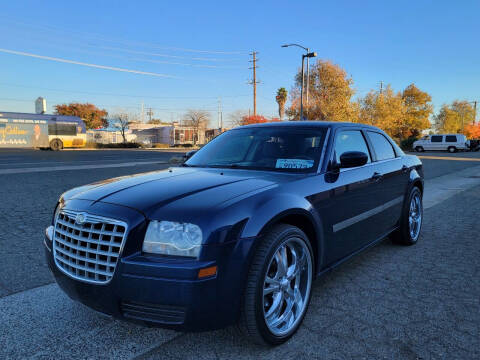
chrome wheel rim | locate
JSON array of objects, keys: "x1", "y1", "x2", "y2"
[
  {"x1": 262, "y1": 237, "x2": 312, "y2": 336},
  {"x1": 409, "y1": 193, "x2": 422, "y2": 240}
]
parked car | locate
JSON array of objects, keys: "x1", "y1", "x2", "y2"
[
  {"x1": 413, "y1": 134, "x2": 470, "y2": 153},
  {"x1": 468, "y1": 139, "x2": 480, "y2": 151},
  {"x1": 44, "y1": 122, "x2": 424, "y2": 345}
]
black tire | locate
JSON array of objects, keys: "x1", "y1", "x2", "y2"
[
  {"x1": 448, "y1": 146, "x2": 456, "y2": 153},
  {"x1": 392, "y1": 187, "x2": 423, "y2": 246},
  {"x1": 415, "y1": 146, "x2": 424, "y2": 152},
  {"x1": 239, "y1": 224, "x2": 314, "y2": 345},
  {"x1": 50, "y1": 139, "x2": 63, "y2": 151}
]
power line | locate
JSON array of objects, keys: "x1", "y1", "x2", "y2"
[
  {"x1": 0, "y1": 48, "x2": 178, "y2": 78},
  {"x1": 92, "y1": 45, "x2": 241, "y2": 63},
  {"x1": 132, "y1": 57, "x2": 242, "y2": 69},
  {"x1": 0, "y1": 81, "x2": 250, "y2": 100},
  {"x1": 0, "y1": 16, "x2": 246, "y2": 56}
]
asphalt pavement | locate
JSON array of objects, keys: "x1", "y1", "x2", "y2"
[{"x1": 0, "y1": 149, "x2": 479, "y2": 359}]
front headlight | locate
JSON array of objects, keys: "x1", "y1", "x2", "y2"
[{"x1": 142, "y1": 220, "x2": 202, "y2": 258}]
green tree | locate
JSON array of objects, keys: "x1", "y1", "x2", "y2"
[
  {"x1": 287, "y1": 60, "x2": 357, "y2": 121},
  {"x1": 55, "y1": 103, "x2": 108, "y2": 129},
  {"x1": 275, "y1": 87, "x2": 288, "y2": 120}
]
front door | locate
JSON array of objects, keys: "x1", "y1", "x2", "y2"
[{"x1": 316, "y1": 129, "x2": 387, "y2": 264}]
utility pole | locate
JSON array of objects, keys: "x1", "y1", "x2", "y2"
[
  {"x1": 217, "y1": 97, "x2": 223, "y2": 129},
  {"x1": 474, "y1": 101, "x2": 477, "y2": 124},
  {"x1": 146, "y1": 107, "x2": 153, "y2": 122},
  {"x1": 379, "y1": 81, "x2": 383, "y2": 94},
  {"x1": 249, "y1": 51, "x2": 259, "y2": 117}
]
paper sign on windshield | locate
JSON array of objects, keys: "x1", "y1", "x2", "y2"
[{"x1": 275, "y1": 159, "x2": 314, "y2": 169}]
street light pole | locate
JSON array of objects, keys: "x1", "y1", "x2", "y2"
[
  {"x1": 306, "y1": 48, "x2": 309, "y2": 118},
  {"x1": 300, "y1": 55, "x2": 305, "y2": 120},
  {"x1": 281, "y1": 44, "x2": 316, "y2": 120}
]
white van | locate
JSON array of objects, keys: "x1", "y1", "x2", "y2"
[{"x1": 413, "y1": 134, "x2": 470, "y2": 153}]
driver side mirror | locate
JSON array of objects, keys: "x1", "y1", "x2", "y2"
[
  {"x1": 183, "y1": 150, "x2": 197, "y2": 161},
  {"x1": 339, "y1": 151, "x2": 368, "y2": 168}
]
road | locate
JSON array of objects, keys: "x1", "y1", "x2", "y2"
[{"x1": 0, "y1": 149, "x2": 479, "y2": 359}]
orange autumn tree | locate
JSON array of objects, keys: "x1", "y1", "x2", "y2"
[
  {"x1": 464, "y1": 123, "x2": 480, "y2": 138},
  {"x1": 239, "y1": 115, "x2": 281, "y2": 126},
  {"x1": 55, "y1": 103, "x2": 108, "y2": 129}
]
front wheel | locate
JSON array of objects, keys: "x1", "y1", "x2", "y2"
[
  {"x1": 415, "y1": 146, "x2": 424, "y2": 152},
  {"x1": 392, "y1": 187, "x2": 423, "y2": 245},
  {"x1": 240, "y1": 224, "x2": 314, "y2": 345}
]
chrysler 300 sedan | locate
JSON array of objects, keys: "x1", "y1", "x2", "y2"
[{"x1": 44, "y1": 122, "x2": 423, "y2": 345}]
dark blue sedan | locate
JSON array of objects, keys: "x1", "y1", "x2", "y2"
[{"x1": 44, "y1": 122, "x2": 423, "y2": 345}]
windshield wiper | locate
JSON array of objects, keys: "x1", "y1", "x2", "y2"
[{"x1": 205, "y1": 163, "x2": 242, "y2": 169}]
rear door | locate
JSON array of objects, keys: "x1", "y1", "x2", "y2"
[
  {"x1": 445, "y1": 135, "x2": 461, "y2": 149},
  {"x1": 365, "y1": 131, "x2": 409, "y2": 233}
]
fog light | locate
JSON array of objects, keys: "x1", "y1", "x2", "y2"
[
  {"x1": 45, "y1": 225, "x2": 54, "y2": 241},
  {"x1": 198, "y1": 265, "x2": 217, "y2": 278}
]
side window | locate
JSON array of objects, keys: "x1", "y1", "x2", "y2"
[
  {"x1": 431, "y1": 135, "x2": 443, "y2": 143},
  {"x1": 48, "y1": 123, "x2": 77, "y2": 136},
  {"x1": 367, "y1": 131, "x2": 396, "y2": 161},
  {"x1": 333, "y1": 130, "x2": 371, "y2": 164},
  {"x1": 445, "y1": 135, "x2": 457, "y2": 143}
]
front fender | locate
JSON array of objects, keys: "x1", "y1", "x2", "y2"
[
  {"x1": 241, "y1": 193, "x2": 319, "y2": 238},
  {"x1": 240, "y1": 193, "x2": 325, "y2": 272}
]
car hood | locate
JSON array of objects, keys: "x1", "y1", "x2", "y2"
[{"x1": 62, "y1": 167, "x2": 292, "y2": 216}]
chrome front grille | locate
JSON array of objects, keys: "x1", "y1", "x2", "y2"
[{"x1": 52, "y1": 210, "x2": 128, "y2": 284}]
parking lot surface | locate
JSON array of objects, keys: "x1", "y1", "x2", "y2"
[{"x1": 0, "y1": 149, "x2": 479, "y2": 359}]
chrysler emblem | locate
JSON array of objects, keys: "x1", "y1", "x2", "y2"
[{"x1": 75, "y1": 213, "x2": 87, "y2": 225}]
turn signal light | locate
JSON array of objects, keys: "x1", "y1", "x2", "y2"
[{"x1": 198, "y1": 265, "x2": 217, "y2": 278}]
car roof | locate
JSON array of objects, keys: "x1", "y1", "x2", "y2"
[{"x1": 238, "y1": 121, "x2": 381, "y2": 131}]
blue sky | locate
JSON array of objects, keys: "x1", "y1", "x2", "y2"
[{"x1": 0, "y1": 0, "x2": 479, "y2": 127}]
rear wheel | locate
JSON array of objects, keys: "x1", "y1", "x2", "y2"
[
  {"x1": 415, "y1": 146, "x2": 424, "y2": 152},
  {"x1": 239, "y1": 224, "x2": 313, "y2": 345},
  {"x1": 392, "y1": 187, "x2": 423, "y2": 245},
  {"x1": 448, "y1": 146, "x2": 456, "y2": 153},
  {"x1": 50, "y1": 139, "x2": 63, "y2": 151}
]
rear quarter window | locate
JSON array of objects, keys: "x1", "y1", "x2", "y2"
[{"x1": 367, "y1": 131, "x2": 396, "y2": 161}]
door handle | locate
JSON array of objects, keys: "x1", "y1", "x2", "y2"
[{"x1": 371, "y1": 172, "x2": 383, "y2": 181}]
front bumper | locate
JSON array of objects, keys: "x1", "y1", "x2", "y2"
[{"x1": 45, "y1": 233, "x2": 256, "y2": 331}]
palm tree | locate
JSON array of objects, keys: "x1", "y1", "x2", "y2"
[{"x1": 276, "y1": 88, "x2": 288, "y2": 120}]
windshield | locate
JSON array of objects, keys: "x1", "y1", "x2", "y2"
[{"x1": 185, "y1": 126, "x2": 327, "y2": 172}]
